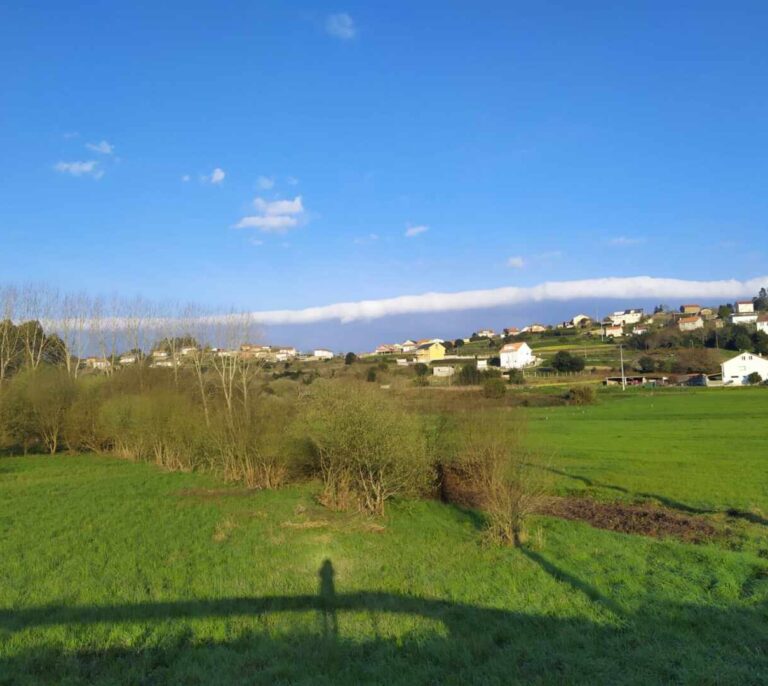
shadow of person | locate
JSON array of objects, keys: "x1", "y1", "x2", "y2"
[{"x1": 318, "y1": 559, "x2": 338, "y2": 638}]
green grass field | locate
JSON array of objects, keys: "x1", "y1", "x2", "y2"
[{"x1": 1, "y1": 389, "x2": 767, "y2": 685}]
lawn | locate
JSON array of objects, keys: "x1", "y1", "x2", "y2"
[
  {"x1": 526, "y1": 387, "x2": 768, "y2": 514},
  {"x1": 1, "y1": 420, "x2": 768, "y2": 685}
]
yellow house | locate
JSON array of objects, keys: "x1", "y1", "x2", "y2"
[{"x1": 415, "y1": 342, "x2": 446, "y2": 363}]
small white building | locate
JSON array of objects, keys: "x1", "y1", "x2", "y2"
[
  {"x1": 721, "y1": 352, "x2": 768, "y2": 386},
  {"x1": 476, "y1": 329, "x2": 496, "y2": 338},
  {"x1": 731, "y1": 301, "x2": 758, "y2": 325},
  {"x1": 572, "y1": 314, "x2": 591, "y2": 327},
  {"x1": 678, "y1": 316, "x2": 704, "y2": 332},
  {"x1": 609, "y1": 309, "x2": 643, "y2": 326},
  {"x1": 476, "y1": 359, "x2": 488, "y2": 370},
  {"x1": 432, "y1": 366, "x2": 455, "y2": 377},
  {"x1": 275, "y1": 347, "x2": 298, "y2": 362},
  {"x1": 500, "y1": 342, "x2": 534, "y2": 369},
  {"x1": 313, "y1": 349, "x2": 334, "y2": 360},
  {"x1": 119, "y1": 354, "x2": 137, "y2": 365},
  {"x1": 757, "y1": 314, "x2": 768, "y2": 334},
  {"x1": 603, "y1": 324, "x2": 623, "y2": 338}
]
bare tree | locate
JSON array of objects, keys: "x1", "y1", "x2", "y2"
[{"x1": 0, "y1": 286, "x2": 22, "y2": 385}]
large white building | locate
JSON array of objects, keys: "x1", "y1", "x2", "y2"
[
  {"x1": 731, "y1": 301, "x2": 758, "y2": 325},
  {"x1": 500, "y1": 342, "x2": 534, "y2": 369},
  {"x1": 721, "y1": 352, "x2": 768, "y2": 386},
  {"x1": 609, "y1": 309, "x2": 644, "y2": 326},
  {"x1": 313, "y1": 349, "x2": 334, "y2": 360}
]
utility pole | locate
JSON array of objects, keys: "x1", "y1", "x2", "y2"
[{"x1": 619, "y1": 344, "x2": 627, "y2": 391}]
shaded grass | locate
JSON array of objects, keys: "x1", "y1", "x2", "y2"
[{"x1": 1, "y1": 454, "x2": 768, "y2": 684}]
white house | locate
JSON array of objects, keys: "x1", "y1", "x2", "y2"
[
  {"x1": 603, "y1": 324, "x2": 623, "y2": 338},
  {"x1": 678, "y1": 316, "x2": 704, "y2": 332},
  {"x1": 522, "y1": 324, "x2": 546, "y2": 334},
  {"x1": 609, "y1": 309, "x2": 643, "y2": 326},
  {"x1": 275, "y1": 347, "x2": 297, "y2": 362},
  {"x1": 757, "y1": 314, "x2": 768, "y2": 334},
  {"x1": 572, "y1": 314, "x2": 591, "y2": 327},
  {"x1": 721, "y1": 352, "x2": 768, "y2": 386},
  {"x1": 313, "y1": 349, "x2": 334, "y2": 360},
  {"x1": 119, "y1": 354, "x2": 137, "y2": 365},
  {"x1": 432, "y1": 366, "x2": 455, "y2": 377},
  {"x1": 476, "y1": 329, "x2": 496, "y2": 338},
  {"x1": 731, "y1": 300, "x2": 758, "y2": 325},
  {"x1": 400, "y1": 339, "x2": 417, "y2": 353},
  {"x1": 500, "y1": 342, "x2": 534, "y2": 369}
]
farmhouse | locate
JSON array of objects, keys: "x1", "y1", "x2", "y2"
[
  {"x1": 81, "y1": 356, "x2": 110, "y2": 370},
  {"x1": 757, "y1": 314, "x2": 768, "y2": 334},
  {"x1": 119, "y1": 354, "x2": 137, "y2": 365},
  {"x1": 313, "y1": 349, "x2": 334, "y2": 360},
  {"x1": 721, "y1": 352, "x2": 768, "y2": 386},
  {"x1": 632, "y1": 325, "x2": 649, "y2": 335},
  {"x1": 680, "y1": 304, "x2": 701, "y2": 315},
  {"x1": 522, "y1": 324, "x2": 546, "y2": 334},
  {"x1": 400, "y1": 340, "x2": 417, "y2": 353},
  {"x1": 503, "y1": 327, "x2": 521, "y2": 336},
  {"x1": 603, "y1": 324, "x2": 623, "y2": 338},
  {"x1": 415, "y1": 341, "x2": 446, "y2": 363},
  {"x1": 476, "y1": 329, "x2": 496, "y2": 338},
  {"x1": 499, "y1": 341, "x2": 534, "y2": 369},
  {"x1": 678, "y1": 316, "x2": 704, "y2": 332}
]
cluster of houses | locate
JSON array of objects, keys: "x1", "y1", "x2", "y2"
[{"x1": 81, "y1": 344, "x2": 336, "y2": 370}]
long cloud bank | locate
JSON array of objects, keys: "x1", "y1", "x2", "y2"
[{"x1": 248, "y1": 275, "x2": 768, "y2": 325}]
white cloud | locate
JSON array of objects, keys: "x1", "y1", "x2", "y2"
[
  {"x1": 209, "y1": 168, "x2": 226, "y2": 184},
  {"x1": 85, "y1": 140, "x2": 114, "y2": 155},
  {"x1": 609, "y1": 236, "x2": 644, "y2": 246},
  {"x1": 507, "y1": 256, "x2": 525, "y2": 269},
  {"x1": 254, "y1": 196, "x2": 303, "y2": 216},
  {"x1": 325, "y1": 13, "x2": 356, "y2": 39},
  {"x1": 250, "y1": 238, "x2": 264, "y2": 246},
  {"x1": 63, "y1": 131, "x2": 80, "y2": 139},
  {"x1": 181, "y1": 174, "x2": 191, "y2": 182},
  {"x1": 287, "y1": 176, "x2": 299, "y2": 186},
  {"x1": 257, "y1": 175, "x2": 275, "y2": 190},
  {"x1": 54, "y1": 160, "x2": 103, "y2": 179},
  {"x1": 405, "y1": 225, "x2": 428, "y2": 238},
  {"x1": 235, "y1": 195, "x2": 306, "y2": 233},
  {"x1": 235, "y1": 275, "x2": 768, "y2": 325},
  {"x1": 235, "y1": 215, "x2": 298, "y2": 232}
]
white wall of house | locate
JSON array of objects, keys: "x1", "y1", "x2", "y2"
[
  {"x1": 313, "y1": 349, "x2": 334, "y2": 359},
  {"x1": 757, "y1": 319, "x2": 768, "y2": 334},
  {"x1": 433, "y1": 366, "x2": 455, "y2": 377},
  {"x1": 500, "y1": 342, "x2": 534, "y2": 369},
  {"x1": 721, "y1": 353, "x2": 768, "y2": 385}
]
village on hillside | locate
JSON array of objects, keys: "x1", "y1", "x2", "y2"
[{"x1": 77, "y1": 291, "x2": 768, "y2": 388}]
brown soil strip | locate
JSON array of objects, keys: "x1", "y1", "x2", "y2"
[{"x1": 538, "y1": 496, "x2": 717, "y2": 543}]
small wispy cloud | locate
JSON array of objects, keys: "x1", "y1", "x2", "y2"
[
  {"x1": 354, "y1": 233, "x2": 379, "y2": 245},
  {"x1": 287, "y1": 176, "x2": 299, "y2": 186},
  {"x1": 257, "y1": 175, "x2": 275, "y2": 190},
  {"x1": 609, "y1": 236, "x2": 645, "y2": 246},
  {"x1": 54, "y1": 160, "x2": 103, "y2": 179},
  {"x1": 235, "y1": 196, "x2": 306, "y2": 233},
  {"x1": 507, "y1": 256, "x2": 525, "y2": 269},
  {"x1": 254, "y1": 196, "x2": 303, "y2": 216},
  {"x1": 63, "y1": 131, "x2": 80, "y2": 139},
  {"x1": 85, "y1": 140, "x2": 114, "y2": 155},
  {"x1": 325, "y1": 13, "x2": 356, "y2": 40},
  {"x1": 405, "y1": 224, "x2": 428, "y2": 238},
  {"x1": 181, "y1": 174, "x2": 191, "y2": 182},
  {"x1": 207, "y1": 168, "x2": 226, "y2": 185}
]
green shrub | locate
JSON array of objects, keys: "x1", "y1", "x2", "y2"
[
  {"x1": 482, "y1": 378, "x2": 506, "y2": 399},
  {"x1": 308, "y1": 383, "x2": 432, "y2": 515},
  {"x1": 563, "y1": 385, "x2": 596, "y2": 405}
]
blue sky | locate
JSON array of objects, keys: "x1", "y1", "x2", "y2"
[{"x1": 1, "y1": 2, "x2": 767, "y2": 347}]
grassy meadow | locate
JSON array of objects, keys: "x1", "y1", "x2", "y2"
[{"x1": 1, "y1": 387, "x2": 767, "y2": 685}]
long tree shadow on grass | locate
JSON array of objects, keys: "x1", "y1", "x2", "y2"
[
  {"x1": 1, "y1": 559, "x2": 766, "y2": 685},
  {"x1": 544, "y1": 466, "x2": 768, "y2": 526}
]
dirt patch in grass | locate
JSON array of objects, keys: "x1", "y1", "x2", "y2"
[{"x1": 538, "y1": 497, "x2": 718, "y2": 543}]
